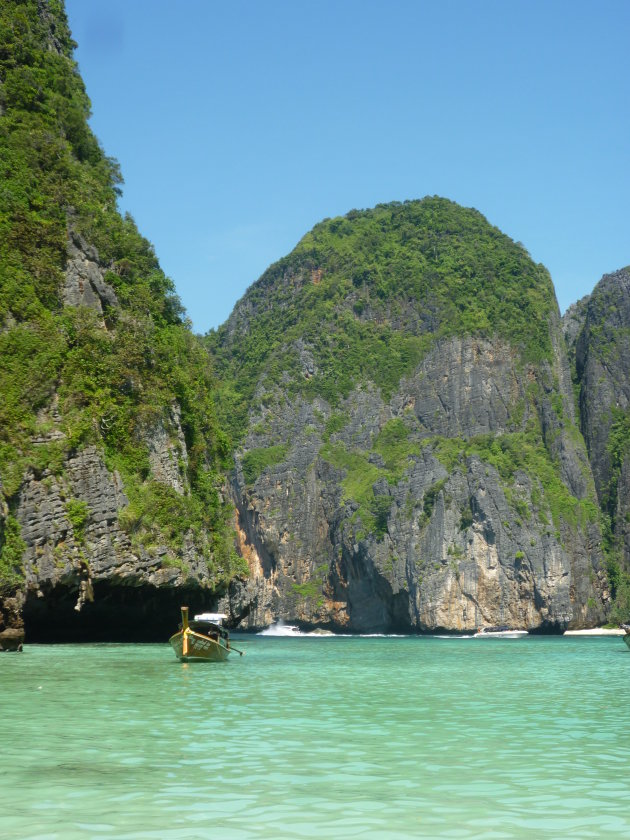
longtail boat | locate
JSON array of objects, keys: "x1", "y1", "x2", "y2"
[
  {"x1": 474, "y1": 626, "x2": 528, "y2": 638},
  {"x1": 169, "y1": 606, "x2": 244, "y2": 662},
  {"x1": 622, "y1": 625, "x2": 630, "y2": 650}
]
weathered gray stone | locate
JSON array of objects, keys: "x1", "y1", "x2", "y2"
[
  {"x1": 227, "y1": 330, "x2": 606, "y2": 633},
  {"x1": 10, "y1": 411, "x2": 213, "y2": 622},
  {"x1": 617, "y1": 454, "x2": 630, "y2": 568},
  {"x1": 63, "y1": 231, "x2": 119, "y2": 315},
  {"x1": 562, "y1": 295, "x2": 590, "y2": 348},
  {"x1": 36, "y1": 0, "x2": 66, "y2": 55},
  {"x1": 142, "y1": 404, "x2": 189, "y2": 495},
  {"x1": 394, "y1": 337, "x2": 524, "y2": 439},
  {"x1": 571, "y1": 268, "x2": 630, "y2": 571},
  {"x1": 575, "y1": 268, "x2": 630, "y2": 502}
]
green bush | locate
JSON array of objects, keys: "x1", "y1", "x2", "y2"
[
  {"x1": 65, "y1": 498, "x2": 89, "y2": 545},
  {"x1": 241, "y1": 445, "x2": 289, "y2": 485},
  {"x1": 370, "y1": 496, "x2": 393, "y2": 539},
  {"x1": 0, "y1": 515, "x2": 26, "y2": 594}
]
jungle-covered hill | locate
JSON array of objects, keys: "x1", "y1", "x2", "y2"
[
  {"x1": 0, "y1": 0, "x2": 244, "y2": 639},
  {"x1": 207, "y1": 199, "x2": 613, "y2": 632}
]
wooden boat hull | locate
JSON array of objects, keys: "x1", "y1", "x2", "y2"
[{"x1": 169, "y1": 628, "x2": 231, "y2": 662}]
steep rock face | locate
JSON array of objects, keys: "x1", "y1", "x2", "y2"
[
  {"x1": 570, "y1": 267, "x2": 630, "y2": 576},
  {"x1": 575, "y1": 269, "x2": 630, "y2": 501},
  {"x1": 226, "y1": 341, "x2": 604, "y2": 632},
  {"x1": 63, "y1": 231, "x2": 119, "y2": 316},
  {"x1": 213, "y1": 200, "x2": 607, "y2": 632},
  {"x1": 0, "y1": 1, "x2": 242, "y2": 639},
  {"x1": 394, "y1": 337, "x2": 520, "y2": 438},
  {"x1": 562, "y1": 295, "x2": 590, "y2": 357},
  {"x1": 142, "y1": 403, "x2": 190, "y2": 495},
  {"x1": 5, "y1": 402, "x2": 221, "y2": 639},
  {"x1": 616, "y1": 455, "x2": 630, "y2": 567}
]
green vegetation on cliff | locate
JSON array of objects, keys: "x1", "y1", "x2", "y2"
[
  {"x1": 0, "y1": 0, "x2": 243, "y2": 593},
  {"x1": 0, "y1": 515, "x2": 26, "y2": 596},
  {"x1": 430, "y1": 429, "x2": 600, "y2": 532},
  {"x1": 604, "y1": 409, "x2": 630, "y2": 515},
  {"x1": 209, "y1": 198, "x2": 557, "y2": 441},
  {"x1": 321, "y1": 419, "x2": 421, "y2": 539},
  {"x1": 603, "y1": 408, "x2": 630, "y2": 621},
  {"x1": 319, "y1": 413, "x2": 599, "y2": 544},
  {"x1": 241, "y1": 445, "x2": 289, "y2": 485}
]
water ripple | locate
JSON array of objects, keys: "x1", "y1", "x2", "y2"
[{"x1": 1, "y1": 636, "x2": 629, "y2": 838}]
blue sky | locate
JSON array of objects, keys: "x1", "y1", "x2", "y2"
[{"x1": 65, "y1": 0, "x2": 629, "y2": 334}]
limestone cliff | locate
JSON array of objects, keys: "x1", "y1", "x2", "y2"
[
  {"x1": 574, "y1": 269, "x2": 630, "y2": 504},
  {"x1": 210, "y1": 200, "x2": 607, "y2": 632},
  {"x1": 566, "y1": 268, "x2": 630, "y2": 615},
  {"x1": 0, "y1": 0, "x2": 242, "y2": 640}
]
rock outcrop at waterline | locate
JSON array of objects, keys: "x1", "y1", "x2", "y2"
[{"x1": 210, "y1": 199, "x2": 608, "y2": 632}]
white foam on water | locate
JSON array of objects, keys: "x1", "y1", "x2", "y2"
[
  {"x1": 258, "y1": 621, "x2": 303, "y2": 636},
  {"x1": 258, "y1": 621, "x2": 337, "y2": 637},
  {"x1": 430, "y1": 634, "x2": 474, "y2": 639},
  {"x1": 358, "y1": 633, "x2": 407, "y2": 638}
]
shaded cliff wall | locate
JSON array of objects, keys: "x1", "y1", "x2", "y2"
[
  {"x1": 567, "y1": 268, "x2": 630, "y2": 618},
  {"x1": 575, "y1": 269, "x2": 630, "y2": 505}
]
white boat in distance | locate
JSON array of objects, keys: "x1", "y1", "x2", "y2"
[
  {"x1": 474, "y1": 626, "x2": 528, "y2": 638},
  {"x1": 258, "y1": 621, "x2": 334, "y2": 636},
  {"x1": 258, "y1": 621, "x2": 302, "y2": 636}
]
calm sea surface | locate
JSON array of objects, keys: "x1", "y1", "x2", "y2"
[{"x1": 1, "y1": 635, "x2": 629, "y2": 839}]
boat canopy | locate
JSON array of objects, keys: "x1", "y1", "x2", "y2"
[{"x1": 194, "y1": 612, "x2": 227, "y2": 624}]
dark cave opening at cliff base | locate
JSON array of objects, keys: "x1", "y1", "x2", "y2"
[{"x1": 22, "y1": 583, "x2": 220, "y2": 643}]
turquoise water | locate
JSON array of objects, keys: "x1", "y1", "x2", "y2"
[{"x1": 1, "y1": 635, "x2": 630, "y2": 839}]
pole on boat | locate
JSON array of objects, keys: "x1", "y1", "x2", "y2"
[
  {"x1": 229, "y1": 642, "x2": 245, "y2": 656},
  {"x1": 181, "y1": 606, "x2": 189, "y2": 657}
]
